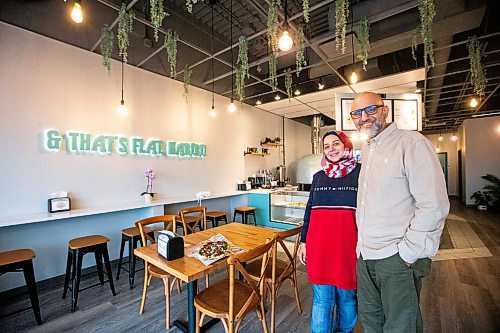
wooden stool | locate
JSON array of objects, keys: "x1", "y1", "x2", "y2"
[
  {"x1": 205, "y1": 211, "x2": 228, "y2": 228},
  {"x1": 233, "y1": 206, "x2": 257, "y2": 225},
  {"x1": 116, "y1": 226, "x2": 153, "y2": 289},
  {"x1": 62, "y1": 235, "x2": 116, "y2": 312},
  {"x1": 0, "y1": 249, "x2": 43, "y2": 325}
]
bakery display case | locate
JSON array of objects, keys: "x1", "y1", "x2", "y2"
[{"x1": 269, "y1": 191, "x2": 309, "y2": 225}]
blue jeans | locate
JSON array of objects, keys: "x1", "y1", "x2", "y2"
[{"x1": 311, "y1": 284, "x2": 357, "y2": 333}]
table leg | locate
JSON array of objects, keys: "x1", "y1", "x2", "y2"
[{"x1": 173, "y1": 279, "x2": 219, "y2": 333}]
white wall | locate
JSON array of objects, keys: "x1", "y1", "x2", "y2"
[
  {"x1": 460, "y1": 116, "x2": 500, "y2": 204},
  {"x1": 425, "y1": 133, "x2": 459, "y2": 196},
  {"x1": 0, "y1": 22, "x2": 311, "y2": 217},
  {"x1": 0, "y1": 23, "x2": 311, "y2": 291}
]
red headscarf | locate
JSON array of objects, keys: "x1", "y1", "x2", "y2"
[{"x1": 320, "y1": 131, "x2": 357, "y2": 178}]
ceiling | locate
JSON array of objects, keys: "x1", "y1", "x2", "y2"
[{"x1": 1, "y1": 0, "x2": 499, "y2": 133}]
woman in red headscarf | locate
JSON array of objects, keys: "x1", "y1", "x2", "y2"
[{"x1": 298, "y1": 130, "x2": 360, "y2": 333}]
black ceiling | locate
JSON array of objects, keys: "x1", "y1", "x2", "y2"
[{"x1": 1, "y1": 0, "x2": 499, "y2": 132}]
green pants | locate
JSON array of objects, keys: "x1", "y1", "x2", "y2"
[{"x1": 356, "y1": 253, "x2": 431, "y2": 333}]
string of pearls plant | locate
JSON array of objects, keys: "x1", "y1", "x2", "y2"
[
  {"x1": 296, "y1": 25, "x2": 307, "y2": 77},
  {"x1": 150, "y1": 0, "x2": 168, "y2": 42},
  {"x1": 418, "y1": 0, "x2": 436, "y2": 69},
  {"x1": 118, "y1": 3, "x2": 135, "y2": 63},
  {"x1": 285, "y1": 68, "x2": 293, "y2": 101},
  {"x1": 335, "y1": 0, "x2": 349, "y2": 55},
  {"x1": 356, "y1": 18, "x2": 370, "y2": 71},
  {"x1": 302, "y1": 0, "x2": 310, "y2": 23},
  {"x1": 236, "y1": 36, "x2": 249, "y2": 102},
  {"x1": 267, "y1": 1, "x2": 280, "y2": 91},
  {"x1": 467, "y1": 36, "x2": 487, "y2": 98},
  {"x1": 183, "y1": 65, "x2": 192, "y2": 103},
  {"x1": 100, "y1": 25, "x2": 114, "y2": 74},
  {"x1": 185, "y1": 0, "x2": 200, "y2": 14},
  {"x1": 165, "y1": 29, "x2": 179, "y2": 78}
]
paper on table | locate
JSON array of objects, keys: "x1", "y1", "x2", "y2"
[{"x1": 188, "y1": 233, "x2": 245, "y2": 266}]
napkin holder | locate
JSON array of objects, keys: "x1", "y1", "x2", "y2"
[{"x1": 157, "y1": 231, "x2": 184, "y2": 261}]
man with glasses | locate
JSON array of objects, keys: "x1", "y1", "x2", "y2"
[{"x1": 352, "y1": 92, "x2": 449, "y2": 333}]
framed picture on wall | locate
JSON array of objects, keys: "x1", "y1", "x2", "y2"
[
  {"x1": 340, "y1": 98, "x2": 357, "y2": 131},
  {"x1": 382, "y1": 99, "x2": 394, "y2": 124},
  {"x1": 393, "y1": 99, "x2": 418, "y2": 130}
]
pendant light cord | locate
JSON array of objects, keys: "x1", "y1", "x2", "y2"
[
  {"x1": 121, "y1": 55, "x2": 124, "y2": 102},
  {"x1": 211, "y1": 4, "x2": 215, "y2": 108},
  {"x1": 351, "y1": 3, "x2": 354, "y2": 67},
  {"x1": 230, "y1": 0, "x2": 234, "y2": 101}
]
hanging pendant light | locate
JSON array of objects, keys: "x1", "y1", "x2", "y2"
[
  {"x1": 451, "y1": 133, "x2": 457, "y2": 141},
  {"x1": 227, "y1": 0, "x2": 236, "y2": 113},
  {"x1": 210, "y1": 2, "x2": 216, "y2": 117},
  {"x1": 71, "y1": 0, "x2": 83, "y2": 23},
  {"x1": 117, "y1": 56, "x2": 128, "y2": 116},
  {"x1": 278, "y1": 0, "x2": 293, "y2": 52},
  {"x1": 470, "y1": 97, "x2": 478, "y2": 108}
]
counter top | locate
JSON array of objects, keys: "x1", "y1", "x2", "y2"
[{"x1": 0, "y1": 190, "x2": 247, "y2": 228}]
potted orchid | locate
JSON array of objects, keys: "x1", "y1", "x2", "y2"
[{"x1": 141, "y1": 169, "x2": 157, "y2": 203}]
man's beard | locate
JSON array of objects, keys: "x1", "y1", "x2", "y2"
[{"x1": 358, "y1": 117, "x2": 386, "y2": 139}]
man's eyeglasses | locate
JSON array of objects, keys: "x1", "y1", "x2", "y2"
[{"x1": 350, "y1": 104, "x2": 385, "y2": 119}]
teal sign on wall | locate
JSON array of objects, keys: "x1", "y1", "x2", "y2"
[{"x1": 44, "y1": 130, "x2": 206, "y2": 158}]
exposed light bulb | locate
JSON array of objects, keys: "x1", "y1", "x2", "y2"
[
  {"x1": 210, "y1": 106, "x2": 216, "y2": 117},
  {"x1": 350, "y1": 71, "x2": 358, "y2": 84},
  {"x1": 415, "y1": 88, "x2": 422, "y2": 93},
  {"x1": 278, "y1": 31, "x2": 293, "y2": 52},
  {"x1": 117, "y1": 100, "x2": 127, "y2": 116},
  {"x1": 255, "y1": 100, "x2": 262, "y2": 105},
  {"x1": 71, "y1": 1, "x2": 83, "y2": 23},
  {"x1": 228, "y1": 100, "x2": 236, "y2": 112},
  {"x1": 470, "y1": 97, "x2": 478, "y2": 108},
  {"x1": 435, "y1": 147, "x2": 440, "y2": 153},
  {"x1": 451, "y1": 134, "x2": 457, "y2": 141},
  {"x1": 318, "y1": 82, "x2": 325, "y2": 90},
  {"x1": 438, "y1": 135, "x2": 443, "y2": 141},
  {"x1": 294, "y1": 89, "x2": 301, "y2": 96},
  {"x1": 275, "y1": 94, "x2": 281, "y2": 101}
]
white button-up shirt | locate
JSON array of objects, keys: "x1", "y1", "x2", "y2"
[{"x1": 356, "y1": 123, "x2": 450, "y2": 264}]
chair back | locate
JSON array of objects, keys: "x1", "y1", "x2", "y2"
[
  {"x1": 178, "y1": 206, "x2": 207, "y2": 235},
  {"x1": 227, "y1": 237, "x2": 276, "y2": 323},
  {"x1": 134, "y1": 215, "x2": 177, "y2": 246},
  {"x1": 274, "y1": 225, "x2": 302, "y2": 282}
]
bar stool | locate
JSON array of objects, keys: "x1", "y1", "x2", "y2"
[
  {"x1": 63, "y1": 235, "x2": 116, "y2": 312},
  {"x1": 0, "y1": 249, "x2": 43, "y2": 325},
  {"x1": 116, "y1": 226, "x2": 154, "y2": 289},
  {"x1": 233, "y1": 206, "x2": 257, "y2": 225},
  {"x1": 205, "y1": 211, "x2": 228, "y2": 228}
]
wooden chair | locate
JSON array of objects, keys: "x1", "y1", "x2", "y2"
[
  {"x1": 135, "y1": 214, "x2": 181, "y2": 330},
  {"x1": 245, "y1": 226, "x2": 303, "y2": 333},
  {"x1": 178, "y1": 206, "x2": 207, "y2": 235},
  {"x1": 194, "y1": 238, "x2": 276, "y2": 333}
]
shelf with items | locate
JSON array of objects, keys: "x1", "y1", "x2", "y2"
[
  {"x1": 243, "y1": 152, "x2": 270, "y2": 157},
  {"x1": 260, "y1": 137, "x2": 282, "y2": 146}
]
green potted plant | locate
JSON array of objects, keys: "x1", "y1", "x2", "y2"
[{"x1": 471, "y1": 191, "x2": 491, "y2": 210}]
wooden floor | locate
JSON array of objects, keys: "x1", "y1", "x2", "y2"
[{"x1": 1, "y1": 198, "x2": 499, "y2": 332}]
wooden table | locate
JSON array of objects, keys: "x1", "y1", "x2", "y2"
[{"x1": 134, "y1": 223, "x2": 277, "y2": 333}]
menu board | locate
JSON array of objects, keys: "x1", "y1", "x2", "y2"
[{"x1": 393, "y1": 99, "x2": 418, "y2": 130}]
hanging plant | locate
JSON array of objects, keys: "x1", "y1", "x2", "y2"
[
  {"x1": 235, "y1": 36, "x2": 249, "y2": 102},
  {"x1": 296, "y1": 25, "x2": 307, "y2": 77},
  {"x1": 335, "y1": 0, "x2": 349, "y2": 54},
  {"x1": 118, "y1": 3, "x2": 135, "y2": 63},
  {"x1": 467, "y1": 36, "x2": 487, "y2": 98},
  {"x1": 411, "y1": 27, "x2": 420, "y2": 63},
  {"x1": 183, "y1": 65, "x2": 192, "y2": 103},
  {"x1": 100, "y1": 24, "x2": 114, "y2": 74},
  {"x1": 355, "y1": 18, "x2": 370, "y2": 71},
  {"x1": 267, "y1": 1, "x2": 280, "y2": 55},
  {"x1": 269, "y1": 53, "x2": 278, "y2": 92},
  {"x1": 150, "y1": 0, "x2": 168, "y2": 42},
  {"x1": 285, "y1": 68, "x2": 293, "y2": 101},
  {"x1": 418, "y1": 0, "x2": 436, "y2": 69},
  {"x1": 302, "y1": 0, "x2": 310, "y2": 23},
  {"x1": 164, "y1": 29, "x2": 179, "y2": 78},
  {"x1": 185, "y1": 0, "x2": 200, "y2": 14}
]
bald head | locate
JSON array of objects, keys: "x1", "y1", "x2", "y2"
[
  {"x1": 352, "y1": 92, "x2": 384, "y2": 110},
  {"x1": 351, "y1": 91, "x2": 389, "y2": 139}
]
